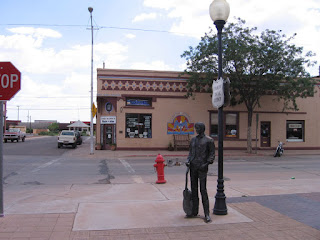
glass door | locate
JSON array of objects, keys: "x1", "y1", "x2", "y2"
[
  {"x1": 104, "y1": 124, "x2": 115, "y2": 149},
  {"x1": 260, "y1": 122, "x2": 271, "y2": 147}
]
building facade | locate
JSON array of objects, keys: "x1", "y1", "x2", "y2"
[{"x1": 96, "y1": 69, "x2": 320, "y2": 150}]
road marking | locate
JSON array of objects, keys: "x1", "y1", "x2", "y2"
[
  {"x1": 31, "y1": 158, "x2": 62, "y2": 173},
  {"x1": 119, "y1": 159, "x2": 135, "y2": 173},
  {"x1": 119, "y1": 158, "x2": 144, "y2": 183},
  {"x1": 132, "y1": 175, "x2": 144, "y2": 183}
]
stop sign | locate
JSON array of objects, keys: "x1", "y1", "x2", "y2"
[{"x1": 0, "y1": 62, "x2": 21, "y2": 101}]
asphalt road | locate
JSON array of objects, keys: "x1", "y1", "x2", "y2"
[
  {"x1": 2, "y1": 136, "x2": 320, "y2": 186},
  {"x1": 3, "y1": 135, "x2": 69, "y2": 156}
]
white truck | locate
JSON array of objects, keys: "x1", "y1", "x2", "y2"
[
  {"x1": 4, "y1": 128, "x2": 26, "y2": 143},
  {"x1": 57, "y1": 130, "x2": 77, "y2": 148}
]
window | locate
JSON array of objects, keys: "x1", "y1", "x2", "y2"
[
  {"x1": 210, "y1": 112, "x2": 238, "y2": 138},
  {"x1": 225, "y1": 113, "x2": 237, "y2": 137},
  {"x1": 126, "y1": 97, "x2": 152, "y2": 107},
  {"x1": 126, "y1": 113, "x2": 152, "y2": 138},
  {"x1": 286, "y1": 120, "x2": 304, "y2": 142},
  {"x1": 210, "y1": 113, "x2": 218, "y2": 137}
]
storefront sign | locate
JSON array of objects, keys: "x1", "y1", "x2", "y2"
[
  {"x1": 127, "y1": 99, "x2": 150, "y2": 106},
  {"x1": 289, "y1": 124, "x2": 302, "y2": 128},
  {"x1": 101, "y1": 116, "x2": 116, "y2": 124},
  {"x1": 212, "y1": 78, "x2": 224, "y2": 109}
]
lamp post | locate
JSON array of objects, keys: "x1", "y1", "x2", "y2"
[
  {"x1": 209, "y1": 0, "x2": 230, "y2": 215},
  {"x1": 88, "y1": 7, "x2": 94, "y2": 155}
]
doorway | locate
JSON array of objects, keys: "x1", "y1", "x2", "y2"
[
  {"x1": 104, "y1": 124, "x2": 116, "y2": 150},
  {"x1": 260, "y1": 122, "x2": 271, "y2": 147}
]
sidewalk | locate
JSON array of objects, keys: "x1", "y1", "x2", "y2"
[{"x1": 1, "y1": 148, "x2": 320, "y2": 240}]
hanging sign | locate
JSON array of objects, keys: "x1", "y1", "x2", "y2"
[{"x1": 212, "y1": 77, "x2": 224, "y2": 109}]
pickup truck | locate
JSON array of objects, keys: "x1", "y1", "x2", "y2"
[
  {"x1": 4, "y1": 128, "x2": 26, "y2": 143},
  {"x1": 57, "y1": 130, "x2": 77, "y2": 148}
]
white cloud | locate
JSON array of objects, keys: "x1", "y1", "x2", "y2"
[
  {"x1": 141, "y1": 0, "x2": 213, "y2": 38},
  {"x1": 1, "y1": 28, "x2": 129, "y2": 122},
  {"x1": 8, "y1": 27, "x2": 62, "y2": 38},
  {"x1": 132, "y1": 12, "x2": 158, "y2": 22},
  {"x1": 141, "y1": 0, "x2": 320, "y2": 75},
  {"x1": 125, "y1": 33, "x2": 136, "y2": 39}
]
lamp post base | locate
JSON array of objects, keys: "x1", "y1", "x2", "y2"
[
  {"x1": 213, "y1": 197, "x2": 227, "y2": 215},
  {"x1": 213, "y1": 179, "x2": 228, "y2": 215}
]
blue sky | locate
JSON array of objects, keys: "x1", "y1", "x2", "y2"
[{"x1": 1, "y1": 0, "x2": 319, "y2": 123}]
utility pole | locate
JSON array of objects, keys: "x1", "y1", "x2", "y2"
[
  {"x1": 17, "y1": 105, "x2": 20, "y2": 121},
  {"x1": 88, "y1": 7, "x2": 94, "y2": 155}
]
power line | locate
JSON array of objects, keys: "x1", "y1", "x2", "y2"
[
  {"x1": 0, "y1": 23, "x2": 192, "y2": 35},
  {"x1": 14, "y1": 96, "x2": 92, "y2": 99},
  {"x1": 7, "y1": 107, "x2": 90, "y2": 111}
]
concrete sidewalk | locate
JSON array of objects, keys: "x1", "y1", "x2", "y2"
[{"x1": 1, "y1": 148, "x2": 320, "y2": 240}]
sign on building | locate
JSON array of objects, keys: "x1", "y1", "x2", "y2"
[{"x1": 101, "y1": 116, "x2": 116, "y2": 124}]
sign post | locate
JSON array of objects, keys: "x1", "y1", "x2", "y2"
[
  {"x1": 0, "y1": 62, "x2": 21, "y2": 217},
  {"x1": 0, "y1": 102, "x2": 4, "y2": 217}
]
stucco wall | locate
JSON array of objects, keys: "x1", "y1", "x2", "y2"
[{"x1": 96, "y1": 69, "x2": 320, "y2": 150}]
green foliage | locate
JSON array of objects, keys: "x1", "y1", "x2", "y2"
[
  {"x1": 26, "y1": 128, "x2": 33, "y2": 134},
  {"x1": 181, "y1": 18, "x2": 316, "y2": 110},
  {"x1": 38, "y1": 131, "x2": 58, "y2": 136},
  {"x1": 181, "y1": 18, "x2": 317, "y2": 152},
  {"x1": 48, "y1": 123, "x2": 59, "y2": 133}
]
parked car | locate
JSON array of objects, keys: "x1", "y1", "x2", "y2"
[
  {"x1": 4, "y1": 128, "x2": 26, "y2": 143},
  {"x1": 57, "y1": 130, "x2": 77, "y2": 148},
  {"x1": 75, "y1": 131, "x2": 83, "y2": 145}
]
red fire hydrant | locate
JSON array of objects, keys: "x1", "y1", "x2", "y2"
[{"x1": 154, "y1": 154, "x2": 166, "y2": 184}]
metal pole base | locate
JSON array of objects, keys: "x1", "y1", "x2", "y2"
[{"x1": 213, "y1": 179, "x2": 228, "y2": 215}]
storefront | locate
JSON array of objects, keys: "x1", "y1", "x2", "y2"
[{"x1": 96, "y1": 69, "x2": 320, "y2": 150}]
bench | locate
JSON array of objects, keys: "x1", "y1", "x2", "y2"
[{"x1": 173, "y1": 134, "x2": 190, "y2": 151}]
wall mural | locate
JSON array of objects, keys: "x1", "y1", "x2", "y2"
[{"x1": 167, "y1": 115, "x2": 194, "y2": 135}]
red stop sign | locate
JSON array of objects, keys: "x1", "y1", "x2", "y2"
[{"x1": 0, "y1": 62, "x2": 21, "y2": 101}]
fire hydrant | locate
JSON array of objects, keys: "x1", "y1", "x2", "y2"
[{"x1": 154, "y1": 154, "x2": 167, "y2": 184}]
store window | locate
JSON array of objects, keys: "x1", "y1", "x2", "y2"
[
  {"x1": 126, "y1": 113, "x2": 152, "y2": 138},
  {"x1": 286, "y1": 120, "x2": 304, "y2": 142},
  {"x1": 210, "y1": 112, "x2": 238, "y2": 138},
  {"x1": 126, "y1": 97, "x2": 152, "y2": 107}
]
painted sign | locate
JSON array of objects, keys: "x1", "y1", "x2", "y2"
[{"x1": 167, "y1": 115, "x2": 194, "y2": 135}]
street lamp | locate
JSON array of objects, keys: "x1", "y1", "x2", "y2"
[
  {"x1": 88, "y1": 7, "x2": 94, "y2": 155},
  {"x1": 209, "y1": 0, "x2": 230, "y2": 215}
]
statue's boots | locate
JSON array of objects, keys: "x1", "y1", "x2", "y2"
[
  {"x1": 203, "y1": 199, "x2": 212, "y2": 223},
  {"x1": 192, "y1": 197, "x2": 199, "y2": 216}
]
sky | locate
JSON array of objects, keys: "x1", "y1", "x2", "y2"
[{"x1": 1, "y1": 0, "x2": 319, "y2": 123}]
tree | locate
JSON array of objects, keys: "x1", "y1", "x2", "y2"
[
  {"x1": 48, "y1": 122, "x2": 59, "y2": 133},
  {"x1": 181, "y1": 18, "x2": 317, "y2": 153}
]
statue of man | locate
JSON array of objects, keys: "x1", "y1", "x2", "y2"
[{"x1": 186, "y1": 122, "x2": 215, "y2": 223}]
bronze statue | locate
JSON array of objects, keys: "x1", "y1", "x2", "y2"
[{"x1": 186, "y1": 122, "x2": 215, "y2": 223}]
